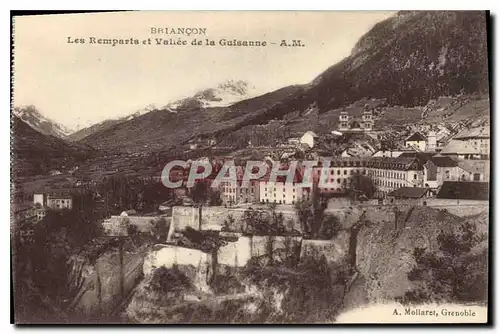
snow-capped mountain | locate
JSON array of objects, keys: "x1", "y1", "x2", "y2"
[
  {"x1": 166, "y1": 80, "x2": 259, "y2": 111},
  {"x1": 13, "y1": 105, "x2": 72, "y2": 139}
]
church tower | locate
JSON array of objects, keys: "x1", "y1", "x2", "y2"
[
  {"x1": 339, "y1": 111, "x2": 350, "y2": 131},
  {"x1": 361, "y1": 110, "x2": 374, "y2": 131}
]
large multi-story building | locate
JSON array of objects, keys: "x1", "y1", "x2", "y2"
[
  {"x1": 259, "y1": 179, "x2": 312, "y2": 205},
  {"x1": 258, "y1": 165, "x2": 314, "y2": 205},
  {"x1": 311, "y1": 156, "x2": 425, "y2": 197},
  {"x1": 220, "y1": 179, "x2": 260, "y2": 205},
  {"x1": 440, "y1": 126, "x2": 490, "y2": 160}
]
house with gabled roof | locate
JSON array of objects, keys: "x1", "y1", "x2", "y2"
[
  {"x1": 300, "y1": 131, "x2": 319, "y2": 148},
  {"x1": 387, "y1": 187, "x2": 432, "y2": 202},
  {"x1": 405, "y1": 132, "x2": 427, "y2": 151}
]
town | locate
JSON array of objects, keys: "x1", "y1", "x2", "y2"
[{"x1": 12, "y1": 105, "x2": 490, "y2": 323}]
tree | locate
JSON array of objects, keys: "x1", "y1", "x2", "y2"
[
  {"x1": 16, "y1": 208, "x2": 103, "y2": 322},
  {"x1": 294, "y1": 193, "x2": 341, "y2": 240},
  {"x1": 150, "y1": 218, "x2": 170, "y2": 244},
  {"x1": 208, "y1": 189, "x2": 223, "y2": 206},
  {"x1": 343, "y1": 173, "x2": 377, "y2": 200},
  {"x1": 222, "y1": 214, "x2": 236, "y2": 232},
  {"x1": 243, "y1": 208, "x2": 271, "y2": 236},
  {"x1": 190, "y1": 182, "x2": 209, "y2": 231},
  {"x1": 400, "y1": 222, "x2": 488, "y2": 304}
]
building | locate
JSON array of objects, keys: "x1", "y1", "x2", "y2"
[
  {"x1": 33, "y1": 193, "x2": 46, "y2": 207},
  {"x1": 426, "y1": 131, "x2": 437, "y2": 152},
  {"x1": 423, "y1": 156, "x2": 458, "y2": 188},
  {"x1": 220, "y1": 179, "x2": 260, "y2": 205},
  {"x1": 371, "y1": 148, "x2": 416, "y2": 158},
  {"x1": 338, "y1": 110, "x2": 374, "y2": 132},
  {"x1": 259, "y1": 180, "x2": 312, "y2": 205},
  {"x1": 300, "y1": 131, "x2": 319, "y2": 148},
  {"x1": 311, "y1": 156, "x2": 425, "y2": 197},
  {"x1": 439, "y1": 126, "x2": 490, "y2": 160},
  {"x1": 258, "y1": 165, "x2": 313, "y2": 205},
  {"x1": 453, "y1": 126, "x2": 490, "y2": 157},
  {"x1": 456, "y1": 160, "x2": 490, "y2": 182},
  {"x1": 405, "y1": 132, "x2": 427, "y2": 151},
  {"x1": 47, "y1": 194, "x2": 73, "y2": 210},
  {"x1": 424, "y1": 156, "x2": 490, "y2": 188},
  {"x1": 366, "y1": 157, "x2": 425, "y2": 196},
  {"x1": 34, "y1": 208, "x2": 48, "y2": 222},
  {"x1": 313, "y1": 158, "x2": 369, "y2": 196},
  {"x1": 216, "y1": 164, "x2": 260, "y2": 205}
]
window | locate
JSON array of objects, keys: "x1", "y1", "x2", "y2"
[
  {"x1": 337, "y1": 178, "x2": 341, "y2": 184},
  {"x1": 473, "y1": 173, "x2": 481, "y2": 181},
  {"x1": 445, "y1": 170, "x2": 450, "y2": 179},
  {"x1": 337, "y1": 170, "x2": 340, "y2": 175},
  {"x1": 414, "y1": 174, "x2": 418, "y2": 180},
  {"x1": 344, "y1": 170, "x2": 347, "y2": 175},
  {"x1": 330, "y1": 170, "x2": 334, "y2": 175}
]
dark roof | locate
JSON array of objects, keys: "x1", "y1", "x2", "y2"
[
  {"x1": 429, "y1": 156, "x2": 458, "y2": 167},
  {"x1": 388, "y1": 187, "x2": 430, "y2": 199},
  {"x1": 436, "y1": 181, "x2": 489, "y2": 201},
  {"x1": 399, "y1": 152, "x2": 436, "y2": 163},
  {"x1": 47, "y1": 194, "x2": 72, "y2": 200},
  {"x1": 406, "y1": 132, "x2": 427, "y2": 142}
]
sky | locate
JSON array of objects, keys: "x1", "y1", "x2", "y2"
[{"x1": 13, "y1": 11, "x2": 395, "y2": 131}]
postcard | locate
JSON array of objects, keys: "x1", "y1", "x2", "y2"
[{"x1": 11, "y1": 10, "x2": 490, "y2": 324}]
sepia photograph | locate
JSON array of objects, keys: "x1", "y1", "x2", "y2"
[{"x1": 10, "y1": 10, "x2": 490, "y2": 324}]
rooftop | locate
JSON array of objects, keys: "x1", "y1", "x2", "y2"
[
  {"x1": 455, "y1": 126, "x2": 490, "y2": 139},
  {"x1": 436, "y1": 181, "x2": 489, "y2": 201},
  {"x1": 406, "y1": 132, "x2": 427, "y2": 142},
  {"x1": 388, "y1": 187, "x2": 430, "y2": 199},
  {"x1": 428, "y1": 156, "x2": 458, "y2": 167},
  {"x1": 47, "y1": 194, "x2": 73, "y2": 200},
  {"x1": 303, "y1": 131, "x2": 319, "y2": 138}
]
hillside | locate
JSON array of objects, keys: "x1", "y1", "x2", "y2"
[
  {"x1": 78, "y1": 11, "x2": 489, "y2": 153},
  {"x1": 11, "y1": 115, "x2": 96, "y2": 177},
  {"x1": 80, "y1": 85, "x2": 302, "y2": 152}
]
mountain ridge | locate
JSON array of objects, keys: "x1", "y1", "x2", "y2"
[{"x1": 13, "y1": 105, "x2": 72, "y2": 139}]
